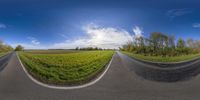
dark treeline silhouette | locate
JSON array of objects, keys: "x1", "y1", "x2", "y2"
[
  {"x1": 76, "y1": 47, "x2": 103, "y2": 50},
  {"x1": 0, "y1": 40, "x2": 13, "y2": 53},
  {"x1": 120, "y1": 32, "x2": 200, "y2": 57}
]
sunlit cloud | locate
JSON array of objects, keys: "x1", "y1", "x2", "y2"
[{"x1": 51, "y1": 24, "x2": 136, "y2": 49}]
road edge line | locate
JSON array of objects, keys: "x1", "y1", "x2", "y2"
[{"x1": 16, "y1": 52, "x2": 114, "y2": 90}]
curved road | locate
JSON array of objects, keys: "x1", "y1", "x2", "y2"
[{"x1": 1, "y1": 52, "x2": 200, "y2": 100}]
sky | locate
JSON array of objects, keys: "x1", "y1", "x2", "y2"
[{"x1": 0, "y1": 0, "x2": 200, "y2": 49}]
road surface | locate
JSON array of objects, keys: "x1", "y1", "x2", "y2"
[
  {"x1": 0, "y1": 53, "x2": 13, "y2": 72},
  {"x1": 1, "y1": 52, "x2": 200, "y2": 100}
]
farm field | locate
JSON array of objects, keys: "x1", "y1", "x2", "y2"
[
  {"x1": 24, "y1": 50, "x2": 82, "y2": 54},
  {"x1": 122, "y1": 51, "x2": 200, "y2": 63},
  {"x1": 18, "y1": 50, "x2": 114, "y2": 85}
]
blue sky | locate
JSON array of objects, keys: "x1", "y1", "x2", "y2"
[{"x1": 0, "y1": 0, "x2": 200, "y2": 49}]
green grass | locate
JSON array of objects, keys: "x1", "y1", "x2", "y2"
[
  {"x1": 122, "y1": 51, "x2": 200, "y2": 63},
  {"x1": 0, "y1": 52, "x2": 8, "y2": 57},
  {"x1": 19, "y1": 50, "x2": 114, "y2": 85}
]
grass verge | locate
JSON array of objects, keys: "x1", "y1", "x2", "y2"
[
  {"x1": 19, "y1": 50, "x2": 114, "y2": 85},
  {"x1": 121, "y1": 51, "x2": 200, "y2": 63},
  {"x1": 0, "y1": 52, "x2": 9, "y2": 57}
]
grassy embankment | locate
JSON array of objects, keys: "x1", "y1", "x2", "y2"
[
  {"x1": 122, "y1": 51, "x2": 200, "y2": 63},
  {"x1": 19, "y1": 50, "x2": 114, "y2": 85},
  {"x1": 0, "y1": 52, "x2": 9, "y2": 57}
]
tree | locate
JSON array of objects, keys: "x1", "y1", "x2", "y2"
[
  {"x1": 15, "y1": 45, "x2": 24, "y2": 51},
  {"x1": 0, "y1": 40, "x2": 13, "y2": 52},
  {"x1": 94, "y1": 47, "x2": 98, "y2": 50},
  {"x1": 75, "y1": 47, "x2": 79, "y2": 50},
  {"x1": 176, "y1": 38, "x2": 190, "y2": 55},
  {"x1": 187, "y1": 38, "x2": 194, "y2": 48},
  {"x1": 195, "y1": 40, "x2": 200, "y2": 50},
  {"x1": 150, "y1": 32, "x2": 166, "y2": 50},
  {"x1": 168, "y1": 35, "x2": 175, "y2": 48},
  {"x1": 177, "y1": 38, "x2": 185, "y2": 48}
]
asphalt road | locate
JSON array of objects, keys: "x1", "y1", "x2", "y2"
[
  {"x1": 1, "y1": 52, "x2": 200, "y2": 100},
  {"x1": 0, "y1": 53, "x2": 13, "y2": 72}
]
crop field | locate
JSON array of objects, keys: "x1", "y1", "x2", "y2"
[
  {"x1": 122, "y1": 51, "x2": 200, "y2": 63},
  {"x1": 19, "y1": 50, "x2": 114, "y2": 85},
  {"x1": 24, "y1": 50, "x2": 82, "y2": 54}
]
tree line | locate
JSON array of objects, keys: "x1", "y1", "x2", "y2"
[
  {"x1": 120, "y1": 32, "x2": 200, "y2": 57},
  {"x1": 0, "y1": 40, "x2": 13, "y2": 52},
  {"x1": 75, "y1": 47, "x2": 115, "y2": 51},
  {"x1": 0, "y1": 40, "x2": 25, "y2": 52},
  {"x1": 75, "y1": 47, "x2": 103, "y2": 50}
]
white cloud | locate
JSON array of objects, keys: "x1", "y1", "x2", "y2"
[
  {"x1": 0, "y1": 23, "x2": 6, "y2": 29},
  {"x1": 51, "y1": 24, "x2": 135, "y2": 49},
  {"x1": 166, "y1": 8, "x2": 193, "y2": 19},
  {"x1": 133, "y1": 26, "x2": 143, "y2": 38},
  {"x1": 60, "y1": 34, "x2": 68, "y2": 39},
  {"x1": 27, "y1": 37, "x2": 40, "y2": 45},
  {"x1": 13, "y1": 24, "x2": 144, "y2": 49},
  {"x1": 10, "y1": 37, "x2": 42, "y2": 49},
  {"x1": 11, "y1": 43, "x2": 45, "y2": 49},
  {"x1": 193, "y1": 23, "x2": 200, "y2": 28}
]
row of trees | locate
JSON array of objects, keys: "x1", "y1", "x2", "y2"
[
  {"x1": 75, "y1": 47, "x2": 115, "y2": 51},
  {"x1": 120, "y1": 32, "x2": 200, "y2": 57},
  {"x1": 0, "y1": 40, "x2": 13, "y2": 52},
  {"x1": 0, "y1": 40, "x2": 24, "y2": 53},
  {"x1": 75, "y1": 47, "x2": 103, "y2": 50}
]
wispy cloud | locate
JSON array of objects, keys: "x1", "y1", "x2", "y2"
[
  {"x1": 166, "y1": 8, "x2": 193, "y2": 19},
  {"x1": 51, "y1": 24, "x2": 138, "y2": 49},
  {"x1": 59, "y1": 33, "x2": 72, "y2": 39},
  {"x1": 27, "y1": 37, "x2": 40, "y2": 45},
  {"x1": 193, "y1": 23, "x2": 200, "y2": 28},
  {"x1": 11, "y1": 43, "x2": 45, "y2": 49},
  {"x1": 133, "y1": 26, "x2": 143, "y2": 38},
  {"x1": 12, "y1": 24, "x2": 144, "y2": 49},
  {"x1": 0, "y1": 23, "x2": 6, "y2": 29},
  {"x1": 60, "y1": 34, "x2": 68, "y2": 38}
]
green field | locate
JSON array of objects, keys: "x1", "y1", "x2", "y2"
[
  {"x1": 24, "y1": 50, "x2": 82, "y2": 54},
  {"x1": 122, "y1": 51, "x2": 200, "y2": 63},
  {"x1": 19, "y1": 50, "x2": 114, "y2": 85}
]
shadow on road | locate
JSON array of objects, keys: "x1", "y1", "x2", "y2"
[
  {"x1": 0, "y1": 52, "x2": 14, "y2": 72},
  {"x1": 118, "y1": 51, "x2": 200, "y2": 82}
]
